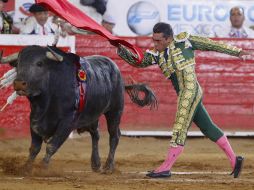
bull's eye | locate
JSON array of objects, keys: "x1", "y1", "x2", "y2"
[{"x1": 37, "y1": 61, "x2": 43, "y2": 67}]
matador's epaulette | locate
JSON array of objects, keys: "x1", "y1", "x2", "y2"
[{"x1": 174, "y1": 32, "x2": 190, "y2": 43}]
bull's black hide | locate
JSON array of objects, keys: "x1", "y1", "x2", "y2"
[{"x1": 7, "y1": 46, "x2": 156, "y2": 173}]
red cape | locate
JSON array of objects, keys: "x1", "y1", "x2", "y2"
[{"x1": 35, "y1": 0, "x2": 144, "y2": 63}]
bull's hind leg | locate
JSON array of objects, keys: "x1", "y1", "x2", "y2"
[
  {"x1": 103, "y1": 111, "x2": 122, "y2": 173},
  {"x1": 88, "y1": 121, "x2": 101, "y2": 172}
]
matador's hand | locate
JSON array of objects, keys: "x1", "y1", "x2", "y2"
[{"x1": 238, "y1": 50, "x2": 254, "y2": 61}]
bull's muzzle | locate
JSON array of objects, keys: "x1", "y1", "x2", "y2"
[{"x1": 13, "y1": 79, "x2": 28, "y2": 96}]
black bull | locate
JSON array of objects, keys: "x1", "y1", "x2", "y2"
[{"x1": 1, "y1": 46, "x2": 157, "y2": 173}]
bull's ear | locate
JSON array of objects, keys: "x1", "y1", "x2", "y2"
[{"x1": 46, "y1": 51, "x2": 63, "y2": 62}]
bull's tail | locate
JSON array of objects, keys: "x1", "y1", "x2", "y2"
[{"x1": 125, "y1": 83, "x2": 158, "y2": 110}]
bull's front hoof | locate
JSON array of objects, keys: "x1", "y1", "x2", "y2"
[
  {"x1": 92, "y1": 167, "x2": 101, "y2": 173},
  {"x1": 39, "y1": 160, "x2": 49, "y2": 170},
  {"x1": 101, "y1": 168, "x2": 114, "y2": 174},
  {"x1": 91, "y1": 164, "x2": 101, "y2": 173},
  {"x1": 102, "y1": 163, "x2": 114, "y2": 174},
  {"x1": 19, "y1": 162, "x2": 33, "y2": 175},
  {"x1": 91, "y1": 159, "x2": 101, "y2": 173}
]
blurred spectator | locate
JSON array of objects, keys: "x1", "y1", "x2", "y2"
[
  {"x1": 0, "y1": 0, "x2": 13, "y2": 34},
  {"x1": 213, "y1": 6, "x2": 254, "y2": 38},
  {"x1": 101, "y1": 12, "x2": 115, "y2": 34},
  {"x1": 70, "y1": 0, "x2": 107, "y2": 23},
  {"x1": 20, "y1": 3, "x2": 57, "y2": 35},
  {"x1": 80, "y1": 0, "x2": 106, "y2": 15}
]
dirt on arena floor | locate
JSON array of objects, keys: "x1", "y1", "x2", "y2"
[{"x1": 0, "y1": 131, "x2": 253, "y2": 190}]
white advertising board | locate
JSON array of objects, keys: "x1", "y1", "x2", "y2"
[
  {"x1": 0, "y1": 35, "x2": 76, "y2": 53},
  {"x1": 13, "y1": 0, "x2": 35, "y2": 24},
  {"x1": 106, "y1": 0, "x2": 254, "y2": 36}
]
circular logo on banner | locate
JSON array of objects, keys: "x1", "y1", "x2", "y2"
[
  {"x1": 19, "y1": 3, "x2": 33, "y2": 16},
  {"x1": 127, "y1": 1, "x2": 160, "y2": 36}
]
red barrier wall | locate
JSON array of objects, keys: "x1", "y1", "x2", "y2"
[{"x1": 0, "y1": 36, "x2": 254, "y2": 138}]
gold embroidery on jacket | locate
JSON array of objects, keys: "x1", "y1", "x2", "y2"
[{"x1": 170, "y1": 66, "x2": 203, "y2": 147}]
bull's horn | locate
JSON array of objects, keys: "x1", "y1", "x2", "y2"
[
  {"x1": 46, "y1": 47, "x2": 63, "y2": 62},
  {"x1": 46, "y1": 52, "x2": 64, "y2": 62},
  {"x1": 0, "y1": 52, "x2": 19, "y2": 64}
]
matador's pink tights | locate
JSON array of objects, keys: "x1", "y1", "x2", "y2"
[
  {"x1": 154, "y1": 135, "x2": 236, "y2": 173},
  {"x1": 154, "y1": 146, "x2": 184, "y2": 173},
  {"x1": 216, "y1": 135, "x2": 236, "y2": 169}
]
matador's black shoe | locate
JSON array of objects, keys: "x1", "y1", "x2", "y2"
[
  {"x1": 146, "y1": 170, "x2": 171, "y2": 178},
  {"x1": 230, "y1": 156, "x2": 244, "y2": 178}
]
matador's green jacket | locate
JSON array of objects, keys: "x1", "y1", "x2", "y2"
[{"x1": 117, "y1": 32, "x2": 242, "y2": 146}]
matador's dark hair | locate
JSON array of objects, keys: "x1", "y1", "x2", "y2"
[
  {"x1": 230, "y1": 6, "x2": 245, "y2": 16},
  {"x1": 153, "y1": 22, "x2": 174, "y2": 39}
]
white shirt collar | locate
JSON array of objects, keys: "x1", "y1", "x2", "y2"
[{"x1": 229, "y1": 27, "x2": 248, "y2": 38}]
